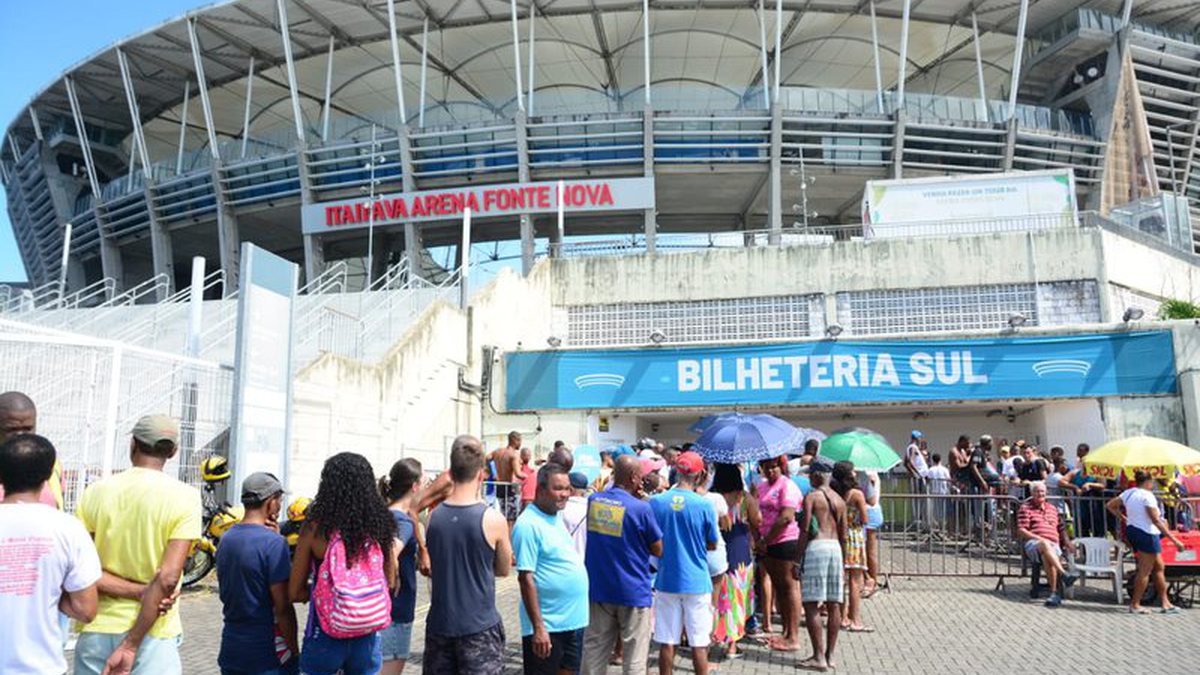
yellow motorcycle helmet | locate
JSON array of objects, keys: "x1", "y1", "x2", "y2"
[
  {"x1": 200, "y1": 456, "x2": 231, "y2": 483},
  {"x1": 287, "y1": 496, "x2": 312, "y2": 522},
  {"x1": 207, "y1": 506, "x2": 244, "y2": 538}
]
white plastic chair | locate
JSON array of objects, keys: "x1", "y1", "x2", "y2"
[{"x1": 1067, "y1": 537, "x2": 1125, "y2": 603}]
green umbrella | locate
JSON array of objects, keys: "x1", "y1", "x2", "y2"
[{"x1": 818, "y1": 431, "x2": 902, "y2": 471}]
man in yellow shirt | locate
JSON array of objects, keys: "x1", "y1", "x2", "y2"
[
  {"x1": 74, "y1": 414, "x2": 201, "y2": 675},
  {"x1": 0, "y1": 391, "x2": 62, "y2": 508}
]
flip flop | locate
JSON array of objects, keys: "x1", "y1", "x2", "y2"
[
  {"x1": 767, "y1": 638, "x2": 800, "y2": 652},
  {"x1": 797, "y1": 657, "x2": 829, "y2": 672},
  {"x1": 1159, "y1": 607, "x2": 1182, "y2": 615},
  {"x1": 1129, "y1": 607, "x2": 1152, "y2": 615},
  {"x1": 845, "y1": 625, "x2": 876, "y2": 633}
]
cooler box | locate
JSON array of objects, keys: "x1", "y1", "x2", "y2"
[{"x1": 1162, "y1": 529, "x2": 1200, "y2": 566}]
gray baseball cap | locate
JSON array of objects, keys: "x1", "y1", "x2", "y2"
[{"x1": 241, "y1": 472, "x2": 285, "y2": 503}]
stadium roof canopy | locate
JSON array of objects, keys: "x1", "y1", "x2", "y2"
[{"x1": 5, "y1": 0, "x2": 1198, "y2": 149}]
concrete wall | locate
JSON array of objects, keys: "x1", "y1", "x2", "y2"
[
  {"x1": 550, "y1": 228, "x2": 1104, "y2": 305},
  {"x1": 1101, "y1": 229, "x2": 1200, "y2": 304}
]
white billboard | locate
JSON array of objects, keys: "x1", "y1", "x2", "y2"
[{"x1": 862, "y1": 170, "x2": 1078, "y2": 238}]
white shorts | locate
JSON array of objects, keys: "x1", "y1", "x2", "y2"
[{"x1": 652, "y1": 592, "x2": 713, "y2": 648}]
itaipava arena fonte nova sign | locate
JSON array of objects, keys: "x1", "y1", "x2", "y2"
[{"x1": 300, "y1": 176, "x2": 655, "y2": 234}]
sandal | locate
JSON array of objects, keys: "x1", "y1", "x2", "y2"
[
  {"x1": 845, "y1": 624, "x2": 875, "y2": 633},
  {"x1": 1128, "y1": 607, "x2": 1151, "y2": 615},
  {"x1": 1159, "y1": 607, "x2": 1181, "y2": 615}
]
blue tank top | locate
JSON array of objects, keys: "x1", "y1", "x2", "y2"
[{"x1": 426, "y1": 502, "x2": 500, "y2": 637}]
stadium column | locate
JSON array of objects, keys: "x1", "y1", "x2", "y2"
[
  {"x1": 644, "y1": 109, "x2": 656, "y2": 254},
  {"x1": 892, "y1": 0, "x2": 911, "y2": 179},
  {"x1": 64, "y1": 76, "x2": 124, "y2": 290},
  {"x1": 188, "y1": 17, "x2": 240, "y2": 289},
  {"x1": 117, "y1": 47, "x2": 173, "y2": 298},
  {"x1": 516, "y1": 110, "x2": 535, "y2": 275},
  {"x1": 768, "y1": 103, "x2": 782, "y2": 245}
]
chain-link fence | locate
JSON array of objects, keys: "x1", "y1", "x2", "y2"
[{"x1": 0, "y1": 325, "x2": 233, "y2": 511}]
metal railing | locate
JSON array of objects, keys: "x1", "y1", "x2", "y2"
[{"x1": 0, "y1": 329, "x2": 234, "y2": 512}]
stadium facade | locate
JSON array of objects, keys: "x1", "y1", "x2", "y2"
[
  {"x1": 3, "y1": 0, "x2": 1199, "y2": 293},
  {"x1": 4, "y1": 0, "x2": 1200, "y2": 493}
]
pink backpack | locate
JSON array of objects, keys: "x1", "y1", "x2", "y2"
[{"x1": 311, "y1": 531, "x2": 392, "y2": 638}]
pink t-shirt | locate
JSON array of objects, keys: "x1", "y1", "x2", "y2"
[
  {"x1": 520, "y1": 461, "x2": 538, "y2": 501},
  {"x1": 758, "y1": 475, "x2": 802, "y2": 545}
]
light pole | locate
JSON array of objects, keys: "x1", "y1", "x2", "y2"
[
  {"x1": 361, "y1": 124, "x2": 387, "y2": 287},
  {"x1": 789, "y1": 147, "x2": 817, "y2": 232}
]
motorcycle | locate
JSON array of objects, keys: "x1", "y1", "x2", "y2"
[{"x1": 181, "y1": 475, "x2": 243, "y2": 587}]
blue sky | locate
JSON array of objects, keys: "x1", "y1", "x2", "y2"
[{"x1": 0, "y1": 1, "x2": 210, "y2": 283}]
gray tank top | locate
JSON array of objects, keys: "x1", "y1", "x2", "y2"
[{"x1": 425, "y1": 501, "x2": 500, "y2": 637}]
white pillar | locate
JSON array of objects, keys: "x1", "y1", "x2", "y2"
[
  {"x1": 241, "y1": 56, "x2": 256, "y2": 158},
  {"x1": 419, "y1": 16, "x2": 429, "y2": 128},
  {"x1": 29, "y1": 108, "x2": 44, "y2": 141},
  {"x1": 896, "y1": 0, "x2": 912, "y2": 112},
  {"x1": 460, "y1": 207, "x2": 471, "y2": 309},
  {"x1": 509, "y1": 0, "x2": 525, "y2": 112},
  {"x1": 275, "y1": 0, "x2": 308, "y2": 142},
  {"x1": 58, "y1": 222, "x2": 73, "y2": 291},
  {"x1": 187, "y1": 256, "x2": 206, "y2": 358},
  {"x1": 757, "y1": 0, "x2": 770, "y2": 108},
  {"x1": 527, "y1": 3, "x2": 537, "y2": 116},
  {"x1": 1007, "y1": 0, "x2": 1030, "y2": 121},
  {"x1": 385, "y1": 0, "x2": 408, "y2": 125},
  {"x1": 321, "y1": 37, "x2": 334, "y2": 141},
  {"x1": 971, "y1": 13, "x2": 988, "y2": 121},
  {"x1": 186, "y1": 18, "x2": 222, "y2": 160},
  {"x1": 1121, "y1": 0, "x2": 1134, "y2": 27},
  {"x1": 116, "y1": 48, "x2": 153, "y2": 175},
  {"x1": 869, "y1": 1, "x2": 884, "y2": 114},
  {"x1": 64, "y1": 78, "x2": 101, "y2": 197},
  {"x1": 176, "y1": 81, "x2": 190, "y2": 174},
  {"x1": 643, "y1": 0, "x2": 652, "y2": 107},
  {"x1": 773, "y1": 0, "x2": 782, "y2": 103}
]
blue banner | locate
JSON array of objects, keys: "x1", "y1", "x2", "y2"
[{"x1": 505, "y1": 331, "x2": 1177, "y2": 411}]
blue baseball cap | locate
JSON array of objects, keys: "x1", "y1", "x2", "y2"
[{"x1": 911, "y1": 430, "x2": 923, "y2": 439}]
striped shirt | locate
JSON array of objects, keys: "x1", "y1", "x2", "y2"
[{"x1": 1017, "y1": 500, "x2": 1062, "y2": 545}]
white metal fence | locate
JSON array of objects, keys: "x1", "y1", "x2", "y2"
[{"x1": 0, "y1": 323, "x2": 233, "y2": 511}]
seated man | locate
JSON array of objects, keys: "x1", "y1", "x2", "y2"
[{"x1": 1016, "y1": 481, "x2": 1078, "y2": 607}]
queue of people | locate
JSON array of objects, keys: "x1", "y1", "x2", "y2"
[{"x1": 1, "y1": 397, "x2": 1193, "y2": 675}]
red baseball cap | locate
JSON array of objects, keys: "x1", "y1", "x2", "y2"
[{"x1": 675, "y1": 451, "x2": 705, "y2": 475}]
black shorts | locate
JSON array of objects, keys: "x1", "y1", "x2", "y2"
[
  {"x1": 521, "y1": 628, "x2": 584, "y2": 675},
  {"x1": 423, "y1": 622, "x2": 506, "y2": 675},
  {"x1": 766, "y1": 540, "x2": 799, "y2": 561},
  {"x1": 494, "y1": 483, "x2": 520, "y2": 521}
]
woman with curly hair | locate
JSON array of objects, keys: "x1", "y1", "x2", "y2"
[
  {"x1": 831, "y1": 461, "x2": 872, "y2": 633},
  {"x1": 289, "y1": 452, "x2": 397, "y2": 675}
]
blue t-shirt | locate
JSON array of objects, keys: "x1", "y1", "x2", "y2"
[
  {"x1": 584, "y1": 487, "x2": 663, "y2": 607},
  {"x1": 390, "y1": 509, "x2": 418, "y2": 623},
  {"x1": 215, "y1": 523, "x2": 292, "y2": 672},
  {"x1": 792, "y1": 474, "x2": 812, "y2": 497},
  {"x1": 513, "y1": 504, "x2": 590, "y2": 636},
  {"x1": 650, "y1": 488, "x2": 719, "y2": 595}
]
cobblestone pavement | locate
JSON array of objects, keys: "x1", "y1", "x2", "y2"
[{"x1": 95, "y1": 571, "x2": 1196, "y2": 674}]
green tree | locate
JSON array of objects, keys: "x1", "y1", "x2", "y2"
[{"x1": 1157, "y1": 299, "x2": 1200, "y2": 320}]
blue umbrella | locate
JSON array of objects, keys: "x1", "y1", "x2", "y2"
[
  {"x1": 691, "y1": 413, "x2": 826, "y2": 449},
  {"x1": 692, "y1": 413, "x2": 809, "y2": 464}
]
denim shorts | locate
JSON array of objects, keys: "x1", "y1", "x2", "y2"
[
  {"x1": 74, "y1": 632, "x2": 182, "y2": 675},
  {"x1": 299, "y1": 631, "x2": 381, "y2": 675},
  {"x1": 379, "y1": 621, "x2": 414, "y2": 661},
  {"x1": 1127, "y1": 526, "x2": 1162, "y2": 555}
]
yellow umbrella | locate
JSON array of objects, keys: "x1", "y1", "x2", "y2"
[{"x1": 1083, "y1": 436, "x2": 1200, "y2": 481}]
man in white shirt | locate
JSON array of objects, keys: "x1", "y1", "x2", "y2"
[
  {"x1": 925, "y1": 453, "x2": 952, "y2": 530},
  {"x1": 0, "y1": 434, "x2": 102, "y2": 675}
]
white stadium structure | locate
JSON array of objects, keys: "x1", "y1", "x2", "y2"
[{"x1": 3, "y1": 0, "x2": 1200, "y2": 498}]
